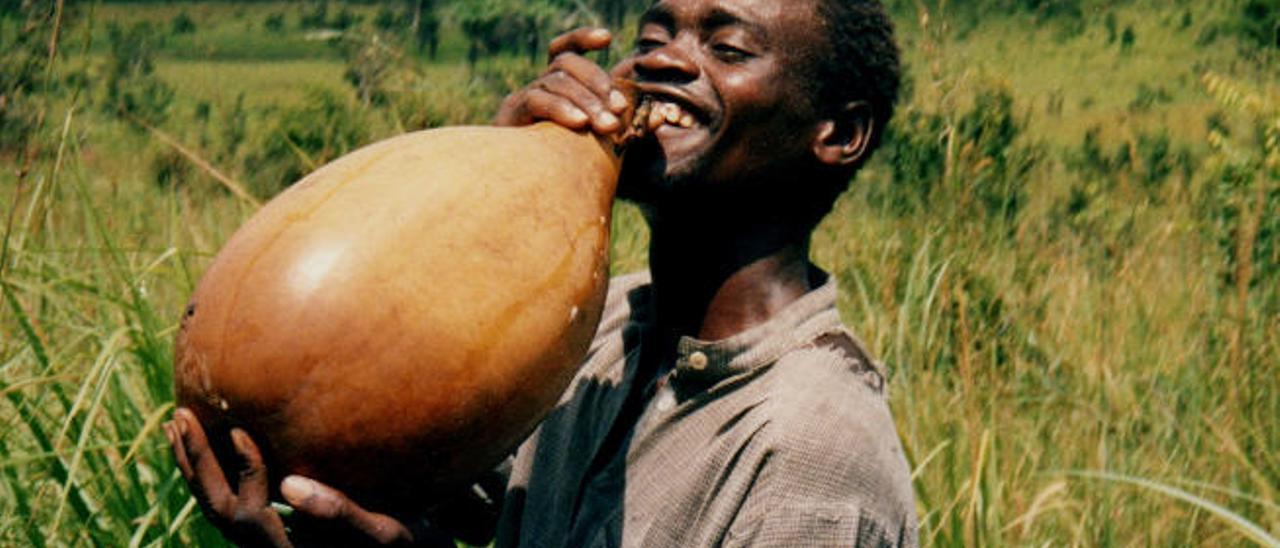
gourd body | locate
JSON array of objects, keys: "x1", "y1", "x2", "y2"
[{"x1": 174, "y1": 123, "x2": 618, "y2": 511}]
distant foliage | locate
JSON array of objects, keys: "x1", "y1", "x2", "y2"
[
  {"x1": 149, "y1": 145, "x2": 192, "y2": 189},
  {"x1": 0, "y1": 0, "x2": 63, "y2": 154},
  {"x1": 1200, "y1": 72, "x2": 1279, "y2": 295},
  {"x1": 171, "y1": 10, "x2": 195, "y2": 35},
  {"x1": 1238, "y1": 0, "x2": 1280, "y2": 49},
  {"x1": 456, "y1": 0, "x2": 575, "y2": 67},
  {"x1": 244, "y1": 88, "x2": 368, "y2": 195},
  {"x1": 1196, "y1": 0, "x2": 1280, "y2": 50},
  {"x1": 1065, "y1": 125, "x2": 1195, "y2": 202},
  {"x1": 1120, "y1": 24, "x2": 1136, "y2": 51},
  {"x1": 339, "y1": 32, "x2": 398, "y2": 106},
  {"x1": 101, "y1": 21, "x2": 173, "y2": 126},
  {"x1": 874, "y1": 82, "x2": 1038, "y2": 225},
  {"x1": 1128, "y1": 82, "x2": 1173, "y2": 112},
  {"x1": 299, "y1": 0, "x2": 328, "y2": 29},
  {"x1": 896, "y1": 0, "x2": 1085, "y2": 39},
  {"x1": 955, "y1": 87, "x2": 1037, "y2": 223},
  {"x1": 263, "y1": 11, "x2": 285, "y2": 32}
]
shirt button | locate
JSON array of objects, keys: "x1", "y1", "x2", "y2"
[{"x1": 688, "y1": 351, "x2": 708, "y2": 370}]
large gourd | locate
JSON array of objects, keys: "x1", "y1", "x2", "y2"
[{"x1": 174, "y1": 121, "x2": 628, "y2": 512}]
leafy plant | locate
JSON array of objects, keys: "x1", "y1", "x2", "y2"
[
  {"x1": 101, "y1": 21, "x2": 173, "y2": 127},
  {"x1": 244, "y1": 87, "x2": 369, "y2": 196}
]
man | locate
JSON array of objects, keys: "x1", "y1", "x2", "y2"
[{"x1": 165, "y1": 0, "x2": 916, "y2": 545}]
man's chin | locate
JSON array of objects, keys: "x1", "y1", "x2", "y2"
[{"x1": 616, "y1": 162, "x2": 704, "y2": 208}]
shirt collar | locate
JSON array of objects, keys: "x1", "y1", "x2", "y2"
[{"x1": 624, "y1": 270, "x2": 845, "y2": 390}]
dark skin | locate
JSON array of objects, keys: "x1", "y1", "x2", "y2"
[{"x1": 166, "y1": 0, "x2": 876, "y2": 545}]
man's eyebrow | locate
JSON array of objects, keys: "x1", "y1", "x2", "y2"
[
  {"x1": 703, "y1": 7, "x2": 766, "y2": 37},
  {"x1": 639, "y1": 4, "x2": 674, "y2": 29}
]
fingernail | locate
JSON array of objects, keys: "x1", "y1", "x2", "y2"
[
  {"x1": 175, "y1": 416, "x2": 188, "y2": 437},
  {"x1": 281, "y1": 476, "x2": 312, "y2": 505},
  {"x1": 591, "y1": 28, "x2": 610, "y2": 40},
  {"x1": 600, "y1": 112, "x2": 619, "y2": 129},
  {"x1": 609, "y1": 90, "x2": 628, "y2": 112},
  {"x1": 230, "y1": 429, "x2": 249, "y2": 451},
  {"x1": 568, "y1": 109, "x2": 589, "y2": 125}
]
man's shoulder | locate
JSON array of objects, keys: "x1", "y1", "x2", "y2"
[
  {"x1": 595, "y1": 270, "x2": 651, "y2": 338},
  {"x1": 764, "y1": 327, "x2": 887, "y2": 424},
  {"x1": 567, "y1": 270, "x2": 652, "y2": 384},
  {"x1": 742, "y1": 330, "x2": 917, "y2": 538},
  {"x1": 755, "y1": 329, "x2": 911, "y2": 494}
]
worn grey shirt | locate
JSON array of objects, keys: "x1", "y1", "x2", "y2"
[{"x1": 496, "y1": 271, "x2": 918, "y2": 547}]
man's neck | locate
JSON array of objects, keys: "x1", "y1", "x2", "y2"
[{"x1": 643, "y1": 211, "x2": 816, "y2": 351}]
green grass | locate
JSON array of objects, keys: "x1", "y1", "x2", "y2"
[
  {"x1": 2, "y1": 0, "x2": 1278, "y2": 546},
  {"x1": 156, "y1": 59, "x2": 348, "y2": 108}
]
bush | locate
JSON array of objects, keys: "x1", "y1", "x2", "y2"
[
  {"x1": 1238, "y1": 0, "x2": 1280, "y2": 49},
  {"x1": 955, "y1": 85, "x2": 1038, "y2": 223},
  {"x1": 1128, "y1": 82, "x2": 1173, "y2": 112},
  {"x1": 101, "y1": 21, "x2": 173, "y2": 127},
  {"x1": 300, "y1": 1, "x2": 328, "y2": 30},
  {"x1": 331, "y1": 7, "x2": 360, "y2": 31},
  {"x1": 1120, "y1": 25, "x2": 1136, "y2": 51},
  {"x1": 244, "y1": 88, "x2": 368, "y2": 196},
  {"x1": 171, "y1": 11, "x2": 195, "y2": 35},
  {"x1": 374, "y1": 6, "x2": 401, "y2": 32},
  {"x1": 150, "y1": 145, "x2": 191, "y2": 189},
  {"x1": 871, "y1": 82, "x2": 1037, "y2": 225},
  {"x1": 339, "y1": 32, "x2": 397, "y2": 107},
  {"x1": 264, "y1": 12, "x2": 285, "y2": 32},
  {"x1": 1067, "y1": 126, "x2": 1193, "y2": 196},
  {"x1": 875, "y1": 110, "x2": 947, "y2": 214},
  {"x1": 0, "y1": 0, "x2": 63, "y2": 154}
]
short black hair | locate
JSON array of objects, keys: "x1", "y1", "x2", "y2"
[{"x1": 813, "y1": 0, "x2": 901, "y2": 169}]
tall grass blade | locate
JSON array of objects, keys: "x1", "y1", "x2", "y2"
[{"x1": 1066, "y1": 470, "x2": 1280, "y2": 547}]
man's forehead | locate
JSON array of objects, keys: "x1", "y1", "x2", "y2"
[{"x1": 644, "y1": 0, "x2": 815, "y2": 28}]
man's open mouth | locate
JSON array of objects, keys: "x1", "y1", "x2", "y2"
[
  {"x1": 634, "y1": 86, "x2": 711, "y2": 134},
  {"x1": 648, "y1": 99, "x2": 699, "y2": 130}
]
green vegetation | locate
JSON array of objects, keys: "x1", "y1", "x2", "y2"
[{"x1": 2, "y1": 0, "x2": 1277, "y2": 546}]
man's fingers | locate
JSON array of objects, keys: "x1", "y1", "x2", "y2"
[
  {"x1": 547, "y1": 54, "x2": 627, "y2": 113},
  {"x1": 173, "y1": 408, "x2": 235, "y2": 516},
  {"x1": 283, "y1": 476, "x2": 413, "y2": 545},
  {"x1": 523, "y1": 88, "x2": 591, "y2": 129},
  {"x1": 165, "y1": 421, "x2": 195, "y2": 480},
  {"x1": 230, "y1": 428, "x2": 270, "y2": 509},
  {"x1": 538, "y1": 72, "x2": 621, "y2": 133},
  {"x1": 548, "y1": 27, "x2": 611, "y2": 60}
]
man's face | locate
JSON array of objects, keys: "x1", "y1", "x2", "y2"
[{"x1": 614, "y1": 0, "x2": 828, "y2": 206}]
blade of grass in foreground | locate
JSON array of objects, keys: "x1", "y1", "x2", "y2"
[{"x1": 1065, "y1": 470, "x2": 1280, "y2": 547}]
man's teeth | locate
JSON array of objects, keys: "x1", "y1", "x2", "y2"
[
  {"x1": 664, "y1": 104, "x2": 681, "y2": 124},
  {"x1": 650, "y1": 101, "x2": 696, "y2": 129}
]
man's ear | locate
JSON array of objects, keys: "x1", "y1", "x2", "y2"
[{"x1": 812, "y1": 101, "x2": 874, "y2": 168}]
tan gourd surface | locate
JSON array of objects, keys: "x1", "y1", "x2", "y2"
[{"x1": 174, "y1": 122, "x2": 619, "y2": 510}]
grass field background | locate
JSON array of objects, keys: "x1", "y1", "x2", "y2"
[{"x1": 1, "y1": 0, "x2": 1277, "y2": 545}]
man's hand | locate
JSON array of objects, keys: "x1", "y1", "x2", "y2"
[
  {"x1": 494, "y1": 27, "x2": 631, "y2": 135},
  {"x1": 164, "y1": 408, "x2": 438, "y2": 547}
]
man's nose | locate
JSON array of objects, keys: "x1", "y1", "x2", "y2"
[{"x1": 633, "y1": 38, "x2": 700, "y2": 83}]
